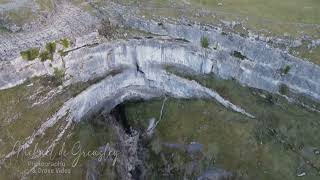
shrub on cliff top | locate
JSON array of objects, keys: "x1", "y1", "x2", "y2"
[
  {"x1": 39, "y1": 51, "x2": 50, "y2": 62},
  {"x1": 46, "y1": 42, "x2": 56, "y2": 54},
  {"x1": 60, "y1": 38, "x2": 70, "y2": 49},
  {"x1": 20, "y1": 48, "x2": 40, "y2": 61},
  {"x1": 201, "y1": 36, "x2": 209, "y2": 48},
  {"x1": 282, "y1": 65, "x2": 291, "y2": 75},
  {"x1": 232, "y1": 51, "x2": 247, "y2": 60}
]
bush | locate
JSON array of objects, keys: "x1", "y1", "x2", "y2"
[
  {"x1": 39, "y1": 51, "x2": 50, "y2": 62},
  {"x1": 221, "y1": 32, "x2": 228, "y2": 36},
  {"x1": 200, "y1": 36, "x2": 209, "y2": 48},
  {"x1": 282, "y1": 65, "x2": 291, "y2": 74},
  {"x1": 60, "y1": 38, "x2": 70, "y2": 49},
  {"x1": 46, "y1": 42, "x2": 56, "y2": 54},
  {"x1": 20, "y1": 48, "x2": 40, "y2": 61},
  {"x1": 232, "y1": 51, "x2": 247, "y2": 60},
  {"x1": 98, "y1": 19, "x2": 115, "y2": 38}
]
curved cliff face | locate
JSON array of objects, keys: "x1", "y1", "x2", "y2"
[
  {"x1": 65, "y1": 38, "x2": 320, "y2": 101},
  {"x1": 2, "y1": 66, "x2": 255, "y2": 166},
  {"x1": 1, "y1": 2, "x2": 320, "y2": 102},
  {"x1": 99, "y1": 2, "x2": 320, "y2": 100},
  {"x1": 1, "y1": 1, "x2": 320, "y2": 179},
  {"x1": 1, "y1": 34, "x2": 320, "y2": 102},
  {"x1": 0, "y1": 1, "x2": 320, "y2": 162}
]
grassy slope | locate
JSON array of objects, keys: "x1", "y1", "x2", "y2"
[{"x1": 125, "y1": 73, "x2": 320, "y2": 179}]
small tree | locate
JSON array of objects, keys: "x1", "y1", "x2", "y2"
[
  {"x1": 201, "y1": 36, "x2": 209, "y2": 48},
  {"x1": 282, "y1": 65, "x2": 291, "y2": 74},
  {"x1": 60, "y1": 38, "x2": 70, "y2": 49},
  {"x1": 46, "y1": 42, "x2": 56, "y2": 53},
  {"x1": 46, "y1": 42, "x2": 56, "y2": 60},
  {"x1": 232, "y1": 51, "x2": 247, "y2": 60}
]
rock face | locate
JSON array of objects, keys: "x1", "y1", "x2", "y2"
[
  {"x1": 0, "y1": 3, "x2": 98, "y2": 61},
  {"x1": 0, "y1": 1, "x2": 320, "y2": 167},
  {"x1": 1, "y1": 2, "x2": 320, "y2": 179},
  {"x1": 1, "y1": 34, "x2": 319, "y2": 102},
  {"x1": 1, "y1": 2, "x2": 320, "y2": 103},
  {"x1": 65, "y1": 37, "x2": 320, "y2": 101},
  {"x1": 99, "y1": 2, "x2": 320, "y2": 101}
]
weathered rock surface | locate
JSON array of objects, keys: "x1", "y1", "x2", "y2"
[
  {"x1": 1, "y1": 34, "x2": 319, "y2": 103},
  {"x1": 0, "y1": 3, "x2": 98, "y2": 61},
  {"x1": 99, "y1": 2, "x2": 320, "y2": 100},
  {"x1": 1, "y1": 2, "x2": 320, "y2": 179},
  {"x1": 1, "y1": 1, "x2": 320, "y2": 166},
  {"x1": 1, "y1": 2, "x2": 319, "y2": 103}
]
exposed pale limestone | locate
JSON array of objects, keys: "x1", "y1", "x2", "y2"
[
  {"x1": 1, "y1": 69, "x2": 253, "y2": 165},
  {"x1": 0, "y1": 3, "x2": 99, "y2": 61},
  {"x1": 1, "y1": 36, "x2": 319, "y2": 102}
]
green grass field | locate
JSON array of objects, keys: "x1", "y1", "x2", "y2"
[{"x1": 125, "y1": 72, "x2": 320, "y2": 179}]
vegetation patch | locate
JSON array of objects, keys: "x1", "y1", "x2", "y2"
[
  {"x1": 98, "y1": 19, "x2": 116, "y2": 39},
  {"x1": 221, "y1": 31, "x2": 228, "y2": 36},
  {"x1": 279, "y1": 84, "x2": 289, "y2": 95},
  {"x1": 58, "y1": 50, "x2": 68, "y2": 57},
  {"x1": 200, "y1": 36, "x2": 209, "y2": 48},
  {"x1": 59, "y1": 38, "x2": 70, "y2": 49},
  {"x1": 0, "y1": 25, "x2": 11, "y2": 33},
  {"x1": 282, "y1": 65, "x2": 291, "y2": 75},
  {"x1": 20, "y1": 48, "x2": 40, "y2": 61},
  {"x1": 39, "y1": 51, "x2": 50, "y2": 62},
  {"x1": 125, "y1": 71, "x2": 320, "y2": 179},
  {"x1": 53, "y1": 67, "x2": 65, "y2": 84},
  {"x1": 20, "y1": 41, "x2": 58, "y2": 62},
  {"x1": 45, "y1": 42, "x2": 56, "y2": 54},
  {"x1": 232, "y1": 50, "x2": 247, "y2": 60}
]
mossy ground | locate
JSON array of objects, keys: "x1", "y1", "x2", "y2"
[
  {"x1": 0, "y1": 71, "x2": 319, "y2": 179},
  {"x1": 0, "y1": 77, "x2": 93, "y2": 179},
  {"x1": 116, "y1": 0, "x2": 320, "y2": 38}
]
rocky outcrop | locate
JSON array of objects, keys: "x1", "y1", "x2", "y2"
[
  {"x1": 0, "y1": 3, "x2": 98, "y2": 61},
  {"x1": 2, "y1": 34, "x2": 319, "y2": 102},
  {"x1": 66, "y1": 37, "x2": 320, "y2": 101},
  {"x1": 1, "y1": 2, "x2": 319, "y2": 102},
  {"x1": 1, "y1": 68, "x2": 254, "y2": 166},
  {"x1": 1, "y1": 0, "x2": 320, "y2": 165},
  {"x1": 1, "y1": 2, "x2": 320, "y2": 179},
  {"x1": 98, "y1": 2, "x2": 320, "y2": 101}
]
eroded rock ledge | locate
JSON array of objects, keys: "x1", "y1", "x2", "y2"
[
  {"x1": 1, "y1": 2, "x2": 320, "y2": 177},
  {"x1": 1, "y1": 2, "x2": 320, "y2": 102},
  {"x1": 1, "y1": 35, "x2": 319, "y2": 102}
]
